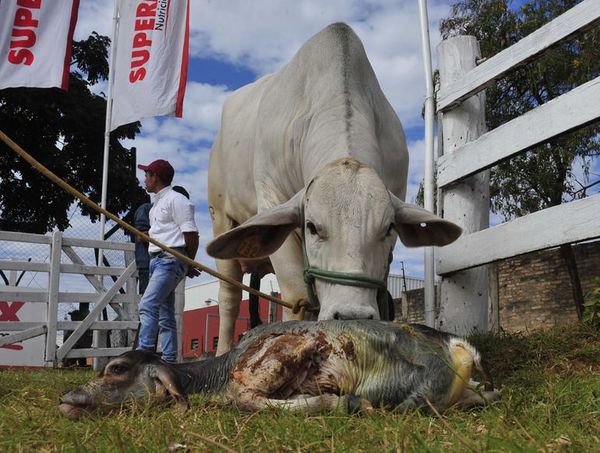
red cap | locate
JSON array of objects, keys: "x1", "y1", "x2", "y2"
[{"x1": 137, "y1": 159, "x2": 174, "y2": 184}]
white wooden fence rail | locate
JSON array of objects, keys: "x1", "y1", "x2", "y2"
[
  {"x1": 435, "y1": 1, "x2": 600, "y2": 334},
  {"x1": 438, "y1": 194, "x2": 600, "y2": 274},
  {"x1": 438, "y1": 75, "x2": 600, "y2": 188},
  {"x1": 436, "y1": 0, "x2": 600, "y2": 111}
]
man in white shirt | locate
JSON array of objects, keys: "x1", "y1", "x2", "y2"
[{"x1": 136, "y1": 159, "x2": 199, "y2": 363}]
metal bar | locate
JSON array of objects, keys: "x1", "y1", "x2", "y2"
[
  {"x1": 57, "y1": 321, "x2": 139, "y2": 330},
  {"x1": 64, "y1": 347, "x2": 130, "y2": 358},
  {"x1": 0, "y1": 326, "x2": 47, "y2": 348},
  {"x1": 418, "y1": 0, "x2": 436, "y2": 327},
  {"x1": 99, "y1": 0, "x2": 120, "y2": 265},
  {"x1": 56, "y1": 260, "x2": 137, "y2": 361},
  {"x1": 44, "y1": 231, "x2": 62, "y2": 364}
]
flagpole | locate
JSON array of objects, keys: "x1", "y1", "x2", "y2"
[
  {"x1": 418, "y1": 0, "x2": 436, "y2": 327},
  {"x1": 99, "y1": 0, "x2": 120, "y2": 265}
]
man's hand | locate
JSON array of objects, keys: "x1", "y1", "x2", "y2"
[
  {"x1": 183, "y1": 232, "x2": 200, "y2": 278},
  {"x1": 136, "y1": 231, "x2": 150, "y2": 244},
  {"x1": 187, "y1": 267, "x2": 201, "y2": 278}
]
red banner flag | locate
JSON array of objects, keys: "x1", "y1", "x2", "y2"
[
  {"x1": 110, "y1": 0, "x2": 190, "y2": 130},
  {"x1": 0, "y1": 0, "x2": 80, "y2": 91}
]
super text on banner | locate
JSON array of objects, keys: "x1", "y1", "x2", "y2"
[
  {"x1": 0, "y1": 0, "x2": 80, "y2": 91},
  {"x1": 110, "y1": 0, "x2": 190, "y2": 130}
]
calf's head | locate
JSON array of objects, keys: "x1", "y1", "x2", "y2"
[
  {"x1": 207, "y1": 158, "x2": 461, "y2": 320},
  {"x1": 59, "y1": 351, "x2": 188, "y2": 420}
]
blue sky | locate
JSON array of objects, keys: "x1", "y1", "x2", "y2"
[{"x1": 70, "y1": 0, "x2": 458, "y2": 283}]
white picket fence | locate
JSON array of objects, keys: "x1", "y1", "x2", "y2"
[
  {"x1": 0, "y1": 230, "x2": 140, "y2": 367},
  {"x1": 435, "y1": 0, "x2": 600, "y2": 334}
]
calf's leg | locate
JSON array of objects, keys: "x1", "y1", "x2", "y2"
[
  {"x1": 233, "y1": 393, "x2": 373, "y2": 414},
  {"x1": 455, "y1": 386, "x2": 501, "y2": 408}
]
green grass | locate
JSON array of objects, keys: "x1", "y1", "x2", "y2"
[{"x1": 1, "y1": 322, "x2": 599, "y2": 452}]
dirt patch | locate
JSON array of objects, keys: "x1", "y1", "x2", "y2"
[
  {"x1": 340, "y1": 339, "x2": 355, "y2": 361},
  {"x1": 313, "y1": 329, "x2": 333, "y2": 358},
  {"x1": 233, "y1": 332, "x2": 280, "y2": 374}
]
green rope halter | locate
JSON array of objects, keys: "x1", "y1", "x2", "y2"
[{"x1": 302, "y1": 237, "x2": 394, "y2": 320}]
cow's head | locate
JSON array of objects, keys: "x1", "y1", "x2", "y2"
[{"x1": 207, "y1": 158, "x2": 461, "y2": 320}]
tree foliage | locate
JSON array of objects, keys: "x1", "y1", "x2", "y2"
[
  {"x1": 0, "y1": 32, "x2": 147, "y2": 234},
  {"x1": 440, "y1": 0, "x2": 600, "y2": 219}
]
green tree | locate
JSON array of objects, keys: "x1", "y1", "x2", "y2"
[
  {"x1": 0, "y1": 32, "x2": 147, "y2": 234},
  {"x1": 440, "y1": 0, "x2": 600, "y2": 318}
]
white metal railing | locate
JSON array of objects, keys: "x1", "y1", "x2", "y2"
[{"x1": 0, "y1": 230, "x2": 139, "y2": 367}]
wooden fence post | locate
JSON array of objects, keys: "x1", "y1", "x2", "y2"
[{"x1": 437, "y1": 36, "x2": 491, "y2": 335}]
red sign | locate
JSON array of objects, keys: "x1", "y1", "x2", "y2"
[{"x1": 0, "y1": 301, "x2": 24, "y2": 350}]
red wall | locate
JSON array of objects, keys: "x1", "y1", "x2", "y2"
[{"x1": 182, "y1": 297, "x2": 283, "y2": 358}]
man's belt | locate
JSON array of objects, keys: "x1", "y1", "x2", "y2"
[{"x1": 149, "y1": 246, "x2": 187, "y2": 258}]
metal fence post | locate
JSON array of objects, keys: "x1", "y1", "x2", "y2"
[
  {"x1": 45, "y1": 231, "x2": 62, "y2": 366},
  {"x1": 175, "y1": 279, "x2": 185, "y2": 362}
]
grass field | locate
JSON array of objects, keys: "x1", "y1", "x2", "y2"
[{"x1": 1, "y1": 322, "x2": 598, "y2": 452}]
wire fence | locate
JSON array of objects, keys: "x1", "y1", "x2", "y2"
[{"x1": 0, "y1": 203, "x2": 134, "y2": 330}]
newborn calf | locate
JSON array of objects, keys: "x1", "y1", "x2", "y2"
[{"x1": 60, "y1": 320, "x2": 499, "y2": 419}]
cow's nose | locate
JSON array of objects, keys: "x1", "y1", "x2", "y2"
[{"x1": 333, "y1": 312, "x2": 374, "y2": 320}]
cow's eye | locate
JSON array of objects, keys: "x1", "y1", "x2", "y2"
[{"x1": 306, "y1": 221, "x2": 318, "y2": 236}]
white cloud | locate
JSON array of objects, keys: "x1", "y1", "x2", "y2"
[
  {"x1": 121, "y1": 84, "x2": 228, "y2": 208},
  {"x1": 189, "y1": 0, "x2": 450, "y2": 128},
  {"x1": 74, "y1": 0, "x2": 449, "y2": 147},
  {"x1": 73, "y1": 0, "x2": 114, "y2": 40},
  {"x1": 62, "y1": 0, "x2": 452, "y2": 285},
  {"x1": 136, "y1": 83, "x2": 229, "y2": 144}
]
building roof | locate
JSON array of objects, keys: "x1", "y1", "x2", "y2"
[
  {"x1": 184, "y1": 273, "x2": 424, "y2": 312},
  {"x1": 185, "y1": 274, "x2": 280, "y2": 311}
]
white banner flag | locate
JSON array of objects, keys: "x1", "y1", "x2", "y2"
[
  {"x1": 110, "y1": 0, "x2": 190, "y2": 130},
  {"x1": 0, "y1": 0, "x2": 80, "y2": 91}
]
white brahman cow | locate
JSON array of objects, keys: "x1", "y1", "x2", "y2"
[{"x1": 206, "y1": 23, "x2": 461, "y2": 355}]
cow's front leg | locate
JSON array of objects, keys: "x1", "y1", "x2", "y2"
[
  {"x1": 215, "y1": 257, "x2": 243, "y2": 356},
  {"x1": 269, "y1": 231, "x2": 313, "y2": 320}
]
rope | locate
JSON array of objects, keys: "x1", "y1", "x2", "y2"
[
  {"x1": 0, "y1": 129, "x2": 317, "y2": 314},
  {"x1": 302, "y1": 235, "x2": 393, "y2": 320}
]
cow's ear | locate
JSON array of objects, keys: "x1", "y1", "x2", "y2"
[
  {"x1": 390, "y1": 193, "x2": 462, "y2": 247},
  {"x1": 206, "y1": 190, "x2": 304, "y2": 259}
]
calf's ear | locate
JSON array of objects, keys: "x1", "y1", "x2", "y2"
[
  {"x1": 206, "y1": 190, "x2": 304, "y2": 259},
  {"x1": 390, "y1": 193, "x2": 462, "y2": 247},
  {"x1": 154, "y1": 364, "x2": 190, "y2": 411}
]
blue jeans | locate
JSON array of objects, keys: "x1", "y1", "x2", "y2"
[{"x1": 137, "y1": 250, "x2": 187, "y2": 363}]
